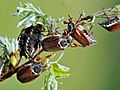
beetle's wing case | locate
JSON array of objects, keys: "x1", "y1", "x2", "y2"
[
  {"x1": 41, "y1": 34, "x2": 72, "y2": 52},
  {"x1": 18, "y1": 24, "x2": 42, "y2": 58},
  {"x1": 99, "y1": 16, "x2": 120, "y2": 32},
  {"x1": 0, "y1": 57, "x2": 5, "y2": 76},
  {"x1": 71, "y1": 24, "x2": 96, "y2": 47},
  {"x1": 16, "y1": 60, "x2": 44, "y2": 83}
]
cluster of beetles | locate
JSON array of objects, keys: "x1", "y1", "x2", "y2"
[{"x1": 0, "y1": 4, "x2": 120, "y2": 83}]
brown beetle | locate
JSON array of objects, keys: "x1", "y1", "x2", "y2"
[
  {"x1": 64, "y1": 15, "x2": 96, "y2": 47},
  {"x1": 16, "y1": 60, "x2": 44, "y2": 83},
  {"x1": 99, "y1": 16, "x2": 120, "y2": 32},
  {"x1": 18, "y1": 24, "x2": 42, "y2": 58},
  {"x1": 70, "y1": 27, "x2": 96, "y2": 47},
  {"x1": 41, "y1": 34, "x2": 72, "y2": 52},
  {"x1": 16, "y1": 51, "x2": 52, "y2": 83}
]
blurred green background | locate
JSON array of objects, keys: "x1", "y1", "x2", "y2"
[{"x1": 0, "y1": 0, "x2": 120, "y2": 90}]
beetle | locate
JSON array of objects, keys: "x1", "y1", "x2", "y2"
[
  {"x1": 16, "y1": 60, "x2": 44, "y2": 83},
  {"x1": 63, "y1": 15, "x2": 96, "y2": 47},
  {"x1": 18, "y1": 24, "x2": 43, "y2": 59},
  {"x1": 17, "y1": 51, "x2": 52, "y2": 83},
  {"x1": 98, "y1": 7, "x2": 120, "y2": 32},
  {"x1": 41, "y1": 34, "x2": 72, "y2": 52},
  {"x1": 99, "y1": 16, "x2": 120, "y2": 32}
]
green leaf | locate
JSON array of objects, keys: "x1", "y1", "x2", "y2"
[
  {"x1": 17, "y1": 13, "x2": 36, "y2": 27},
  {"x1": 42, "y1": 62, "x2": 70, "y2": 90},
  {"x1": 42, "y1": 73, "x2": 58, "y2": 90},
  {"x1": 12, "y1": 3, "x2": 46, "y2": 27},
  {"x1": 0, "y1": 36, "x2": 19, "y2": 68},
  {"x1": 50, "y1": 63, "x2": 70, "y2": 79}
]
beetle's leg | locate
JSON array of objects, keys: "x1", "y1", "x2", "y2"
[
  {"x1": 87, "y1": 25, "x2": 93, "y2": 35},
  {"x1": 75, "y1": 10, "x2": 86, "y2": 24},
  {"x1": 83, "y1": 15, "x2": 95, "y2": 35},
  {"x1": 103, "y1": 7, "x2": 110, "y2": 20},
  {"x1": 76, "y1": 15, "x2": 95, "y2": 29},
  {"x1": 68, "y1": 15, "x2": 73, "y2": 21},
  {"x1": 39, "y1": 52, "x2": 56, "y2": 72},
  {"x1": 36, "y1": 49, "x2": 45, "y2": 56},
  {"x1": 42, "y1": 54, "x2": 54, "y2": 63},
  {"x1": 70, "y1": 42, "x2": 83, "y2": 48},
  {"x1": 32, "y1": 49, "x2": 45, "y2": 61}
]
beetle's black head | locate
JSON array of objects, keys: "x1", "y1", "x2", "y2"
[{"x1": 67, "y1": 19, "x2": 75, "y2": 33}]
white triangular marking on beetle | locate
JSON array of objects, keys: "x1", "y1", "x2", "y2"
[{"x1": 76, "y1": 29, "x2": 81, "y2": 36}]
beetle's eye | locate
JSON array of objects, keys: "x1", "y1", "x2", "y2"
[{"x1": 16, "y1": 8, "x2": 19, "y2": 13}]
